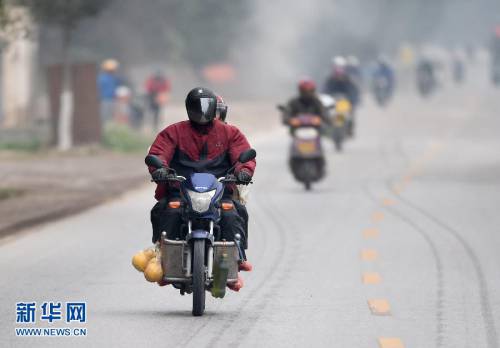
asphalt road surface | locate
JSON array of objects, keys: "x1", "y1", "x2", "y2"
[{"x1": 1, "y1": 76, "x2": 500, "y2": 348}]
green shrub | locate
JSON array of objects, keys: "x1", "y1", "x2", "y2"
[
  {"x1": 0, "y1": 138, "x2": 41, "y2": 152},
  {"x1": 102, "y1": 124, "x2": 152, "y2": 153},
  {"x1": 0, "y1": 188, "x2": 25, "y2": 201}
]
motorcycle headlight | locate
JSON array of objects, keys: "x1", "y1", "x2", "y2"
[{"x1": 187, "y1": 189, "x2": 216, "y2": 213}]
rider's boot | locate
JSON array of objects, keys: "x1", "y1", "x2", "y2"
[
  {"x1": 227, "y1": 274, "x2": 244, "y2": 292},
  {"x1": 238, "y1": 260, "x2": 253, "y2": 272}
]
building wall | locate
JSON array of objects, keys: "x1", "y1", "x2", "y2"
[{"x1": 1, "y1": 7, "x2": 37, "y2": 129}]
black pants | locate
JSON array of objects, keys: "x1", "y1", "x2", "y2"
[{"x1": 150, "y1": 198, "x2": 248, "y2": 248}]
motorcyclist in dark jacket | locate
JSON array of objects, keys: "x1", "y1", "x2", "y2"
[
  {"x1": 147, "y1": 87, "x2": 254, "y2": 290},
  {"x1": 323, "y1": 65, "x2": 360, "y2": 107},
  {"x1": 372, "y1": 57, "x2": 396, "y2": 94},
  {"x1": 284, "y1": 79, "x2": 330, "y2": 125}
]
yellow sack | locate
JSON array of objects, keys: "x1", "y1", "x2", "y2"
[
  {"x1": 144, "y1": 256, "x2": 163, "y2": 282},
  {"x1": 132, "y1": 247, "x2": 155, "y2": 272}
]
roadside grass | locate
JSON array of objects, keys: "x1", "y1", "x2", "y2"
[
  {"x1": 102, "y1": 124, "x2": 153, "y2": 153},
  {"x1": 0, "y1": 139, "x2": 42, "y2": 152},
  {"x1": 0, "y1": 124, "x2": 152, "y2": 154},
  {"x1": 0, "y1": 188, "x2": 25, "y2": 201}
]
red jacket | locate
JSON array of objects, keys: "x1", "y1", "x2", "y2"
[
  {"x1": 145, "y1": 76, "x2": 171, "y2": 94},
  {"x1": 148, "y1": 120, "x2": 256, "y2": 200}
]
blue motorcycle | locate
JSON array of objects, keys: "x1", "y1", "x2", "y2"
[{"x1": 145, "y1": 149, "x2": 256, "y2": 316}]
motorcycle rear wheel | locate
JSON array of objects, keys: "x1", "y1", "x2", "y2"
[{"x1": 192, "y1": 239, "x2": 206, "y2": 316}]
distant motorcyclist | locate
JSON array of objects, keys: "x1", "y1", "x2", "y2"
[
  {"x1": 346, "y1": 55, "x2": 363, "y2": 87},
  {"x1": 373, "y1": 57, "x2": 395, "y2": 92},
  {"x1": 147, "y1": 87, "x2": 255, "y2": 290},
  {"x1": 283, "y1": 79, "x2": 330, "y2": 125},
  {"x1": 371, "y1": 56, "x2": 396, "y2": 104},
  {"x1": 323, "y1": 59, "x2": 360, "y2": 108},
  {"x1": 416, "y1": 58, "x2": 436, "y2": 96}
]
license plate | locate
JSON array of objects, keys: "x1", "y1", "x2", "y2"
[{"x1": 298, "y1": 142, "x2": 317, "y2": 154}]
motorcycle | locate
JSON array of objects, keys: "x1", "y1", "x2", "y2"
[
  {"x1": 416, "y1": 62, "x2": 436, "y2": 98},
  {"x1": 145, "y1": 148, "x2": 256, "y2": 316},
  {"x1": 330, "y1": 93, "x2": 354, "y2": 139},
  {"x1": 278, "y1": 107, "x2": 325, "y2": 190},
  {"x1": 320, "y1": 94, "x2": 349, "y2": 152},
  {"x1": 372, "y1": 75, "x2": 393, "y2": 107}
]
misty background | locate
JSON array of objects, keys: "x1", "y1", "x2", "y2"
[{"x1": 36, "y1": 0, "x2": 500, "y2": 100}]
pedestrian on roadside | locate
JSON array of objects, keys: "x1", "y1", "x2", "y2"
[
  {"x1": 97, "y1": 58, "x2": 121, "y2": 127},
  {"x1": 145, "y1": 71, "x2": 171, "y2": 130}
]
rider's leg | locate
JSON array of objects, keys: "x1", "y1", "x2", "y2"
[
  {"x1": 233, "y1": 200, "x2": 249, "y2": 249},
  {"x1": 219, "y1": 203, "x2": 246, "y2": 246},
  {"x1": 219, "y1": 202, "x2": 252, "y2": 272},
  {"x1": 150, "y1": 198, "x2": 183, "y2": 243}
]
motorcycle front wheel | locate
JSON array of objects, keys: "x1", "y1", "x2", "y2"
[{"x1": 192, "y1": 239, "x2": 206, "y2": 316}]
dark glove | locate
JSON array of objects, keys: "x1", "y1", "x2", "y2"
[
  {"x1": 151, "y1": 167, "x2": 169, "y2": 181},
  {"x1": 237, "y1": 170, "x2": 252, "y2": 184}
]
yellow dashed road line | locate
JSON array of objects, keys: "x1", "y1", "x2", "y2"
[
  {"x1": 361, "y1": 249, "x2": 378, "y2": 261},
  {"x1": 378, "y1": 337, "x2": 405, "y2": 348},
  {"x1": 362, "y1": 272, "x2": 381, "y2": 284},
  {"x1": 372, "y1": 211, "x2": 385, "y2": 222},
  {"x1": 382, "y1": 198, "x2": 396, "y2": 206},
  {"x1": 368, "y1": 299, "x2": 391, "y2": 316},
  {"x1": 363, "y1": 228, "x2": 380, "y2": 238},
  {"x1": 392, "y1": 184, "x2": 404, "y2": 194},
  {"x1": 402, "y1": 175, "x2": 412, "y2": 184}
]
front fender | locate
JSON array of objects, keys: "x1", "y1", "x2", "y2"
[{"x1": 186, "y1": 229, "x2": 214, "y2": 245}]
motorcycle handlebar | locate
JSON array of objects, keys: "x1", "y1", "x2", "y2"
[
  {"x1": 151, "y1": 175, "x2": 186, "y2": 183},
  {"x1": 218, "y1": 175, "x2": 253, "y2": 185}
]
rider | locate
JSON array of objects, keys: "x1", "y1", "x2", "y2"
[
  {"x1": 147, "y1": 87, "x2": 255, "y2": 290},
  {"x1": 346, "y1": 55, "x2": 362, "y2": 87},
  {"x1": 416, "y1": 57, "x2": 436, "y2": 88},
  {"x1": 215, "y1": 95, "x2": 228, "y2": 123},
  {"x1": 323, "y1": 58, "x2": 360, "y2": 108},
  {"x1": 372, "y1": 56, "x2": 395, "y2": 94},
  {"x1": 214, "y1": 93, "x2": 250, "y2": 249},
  {"x1": 284, "y1": 79, "x2": 330, "y2": 125}
]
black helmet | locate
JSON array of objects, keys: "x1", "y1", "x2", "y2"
[{"x1": 185, "y1": 87, "x2": 217, "y2": 125}]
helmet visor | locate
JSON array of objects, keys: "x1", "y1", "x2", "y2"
[{"x1": 188, "y1": 97, "x2": 216, "y2": 124}]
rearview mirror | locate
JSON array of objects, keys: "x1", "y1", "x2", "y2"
[
  {"x1": 145, "y1": 155, "x2": 164, "y2": 169},
  {"x1": 238, "y1": 149, "x2": 256, "y2": 164},
  {"x1": 277, "y1": 105, "x2": 286, "y2": 112}
]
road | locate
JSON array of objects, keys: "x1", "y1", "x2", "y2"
[{"x1": 1, "y1": 75, "x2": 500, "y2": 348}]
